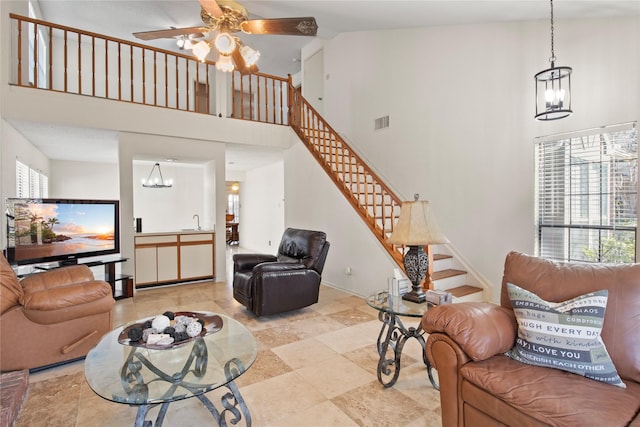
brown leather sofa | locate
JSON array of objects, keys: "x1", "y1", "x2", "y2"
[
  {"x1": 422, "y1": 251, "x2": 640, "y2": 427},
  {"x1": 1, "y1": 253, "x2": 115, "y2": 371},
  {"x1": 233, "y1": 228, "x2": 330, "y2": 316}
]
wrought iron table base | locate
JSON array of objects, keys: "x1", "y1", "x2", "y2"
[
  {"x1": 375, "y1": 310, "x2": 439, "y2": 390},
  {"x1": 133, "y1": 379, "x2": 251, "y2": 427},
  {"x1": 121, "y1": 339, "x2": 251, "y2": 427}
]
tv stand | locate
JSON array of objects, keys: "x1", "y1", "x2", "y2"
[{"x1": 34, "y1": 256, "x2": 133, "y2": 300}]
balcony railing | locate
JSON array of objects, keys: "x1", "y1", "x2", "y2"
[{"x1": 8, "y1": 13, "x2": 289, "y2": 125}]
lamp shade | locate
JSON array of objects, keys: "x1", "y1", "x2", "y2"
[{"x1": 387, "y1": 198, "x2": 449, "y2": 246}]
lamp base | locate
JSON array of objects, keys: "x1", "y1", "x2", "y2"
[{"x1": 402, "y1": 288, "x2": 427, "y2": 304}]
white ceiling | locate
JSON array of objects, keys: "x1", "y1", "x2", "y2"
[{"x1": 15, "y1": 0, "x2": 640, "y2": 171}]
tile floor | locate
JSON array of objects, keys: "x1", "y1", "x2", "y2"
[{"x1": 15, "y1": 248, "x2": 442, "y2": 427}]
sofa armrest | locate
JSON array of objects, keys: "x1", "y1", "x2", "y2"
[
  {"x1": 233, "y1": 254, "x2": 277, "y2": 273},
  {"x1": 421, "y1": 302, "x2": 517, "y2": 361},
  {"x1": 20, "y1": 265, "x2": 95, "y2": 293},
  {"x1": 253, "y1": 262, "x2": 305, "y2": 274},
  {"x1": 20, "y1": 280, "x2": 113, "y2": 311}
]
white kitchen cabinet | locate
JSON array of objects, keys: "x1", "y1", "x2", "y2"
[
  {"x1": 134, "y1": 234, "x2": 179, "y2": 286},
  {"x1": 180, "y1": 233, "x2": 214, "y2": 279},
  {"x1": 134, "y1": 232, "x2": 214, "y2": 287}
]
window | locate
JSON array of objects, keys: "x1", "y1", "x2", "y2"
[
  {"x1": 535, "y1": 123, "x2": 637, "y2": 263},
  {"x1": 16, "y1": 160, "x2": 48, "y2": 198}
]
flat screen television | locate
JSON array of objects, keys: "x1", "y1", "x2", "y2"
[{"x1": 5, "y1": 198, "x2": 120, "y2": 266}]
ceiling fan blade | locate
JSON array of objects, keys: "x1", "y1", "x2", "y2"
[
  {"x1": 133, "y1": 27, "x2": 208, "y2": 41},
  {"x1": 199, "y1": 0, "x2": 224, "y2": 18},
  {"x1": 232, "y1": 47, "x2": 258, "y2": 75},
  {"x1": 241, "y1": 17, "x2": 318, "y2": 36}
]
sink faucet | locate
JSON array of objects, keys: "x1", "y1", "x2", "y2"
[{"x1": 193, "y1": 214, "x2": 201, "y2": 230}]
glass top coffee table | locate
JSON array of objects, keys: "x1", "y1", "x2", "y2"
[
  {"x1": 366, "y1": 290, "x2": 438, "y2": 389},
  {"x1": 85, "y1": 312, "x2": 257, "y2": 427}
]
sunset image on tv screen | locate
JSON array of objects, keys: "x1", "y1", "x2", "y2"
[{"x1": 13, "y1": 201, "x2": 116, "y2": 261}]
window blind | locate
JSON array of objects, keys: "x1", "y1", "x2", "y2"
[
  {"x1": 535, "y1": 122, "x2": 637, "y2": 263},
  {"x1": 16, "y1": 160, "x2": 49, "y2": 199}
]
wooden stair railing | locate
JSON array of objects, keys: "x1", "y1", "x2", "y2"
[{"x1": 287, "y1": 84, "x2": 410, "y2": 269}]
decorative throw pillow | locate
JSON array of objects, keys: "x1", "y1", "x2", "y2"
[{"x1": 506, "y1": 283, "x2": 626, "y2": 388}]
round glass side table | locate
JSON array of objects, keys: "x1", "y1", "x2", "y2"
[{"x1": 366, "y1": 290, "x2": 439, "y2": 389}]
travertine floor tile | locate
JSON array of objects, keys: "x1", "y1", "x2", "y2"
[
  {"x1": 271, "y1": 337, "x2": 340, "y2": 370},
  {"x1": 18, "y1": 247, "x2": 442, "y2": 427},
  {"x1": 295, "y1": 355, "x2": 376, "y2": 399}
]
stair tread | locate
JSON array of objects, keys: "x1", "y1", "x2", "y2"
[
  {"x1": 433, "y1": 254, "x2": 452, "y2": 261},
  {"x1": 448, "y1": 285, "x2": 484, "y2": 298},
  {"x1": 431, "y1": 269, "x2": 466, "y2": 280}
]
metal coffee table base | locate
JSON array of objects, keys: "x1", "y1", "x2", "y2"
[
  {"x1": 375, "y1": 310, "x2": 439, "y2": 390},
  {"x1": 121, "y1": 341, "x2": 252, "y2": 427},
  {"x1": 133, "y1": 379, "x2": 251, "y2": 427}
]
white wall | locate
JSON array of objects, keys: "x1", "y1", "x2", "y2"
[
  {"x1": 285, "y1": 138, "x2": 396, "y2": 297},
  {"x1": 239, "y1": 159, "x2": 285, "y2": 253},
  {"x1": 288, "y1": 15, "x2": 640, "y2": 300},
  {"x1": 49, "y1": 160, "x2": 118, "y2": 198},
  {"x1": 132, "y1": 161, "x2": 206, "y2": 233}
]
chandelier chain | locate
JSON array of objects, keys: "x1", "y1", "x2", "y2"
[{"x1": 549, "y1": 0, "x2": 556, "y2": 64}]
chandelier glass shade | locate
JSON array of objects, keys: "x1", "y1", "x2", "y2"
[
  {"x1": 216, "y1": 53, "x2": 234, "y2": 72},
  {"x1": 535, "y1": 0, "x2": 573, "y2": 121},
  {"x1": 192, "y1": 40, "x2": 211, "y2": 62},
  {"x1": 214, "y1": 32, "x2": 236, "y2": 54},
  {"x1": 142, "y1": 163, "x2": 173, "y2": 188}
]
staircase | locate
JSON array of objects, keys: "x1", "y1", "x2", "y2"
[{"x1": 288, "y1": 88, "x2": 484, "y2": 302}]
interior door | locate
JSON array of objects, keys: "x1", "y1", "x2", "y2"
[
  {"x1": 303, "y1": 49, "x2": 324, "y2": 115},
  {"x1": 195, "y1": 81, "x2": 209, "y2": 114}
]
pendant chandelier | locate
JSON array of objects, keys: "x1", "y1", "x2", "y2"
[
  {"x1": 142, "y1": 163, "x2": 173, "y2": 188},
  {"x1": 534, "y1": 0, "x2": 573, "y2": 121}
]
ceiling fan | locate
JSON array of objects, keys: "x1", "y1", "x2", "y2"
[{"x1": 133, "y1": 0, "x2": 318, "y2": 74}]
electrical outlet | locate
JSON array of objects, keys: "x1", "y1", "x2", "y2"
[
  {"x1": 345, "y1": 267, "x2": 352, "y2": 276},
  {"x1": 268, "y1": 240, "x2": 271, "y2": 246}
]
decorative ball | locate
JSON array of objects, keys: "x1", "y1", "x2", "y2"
[
  {"x1": 151, "y1": 315, "x2": 171, "y2": 331},
  {"x1": 174, "y1": 323, "x2": 186, "y2": 333},
  {"x1": 162, "y1": 311, "x2": 175, "y2": 320},
  {"x1": 127, "y1": 327, "x2": 143, "y2": 342},
  {"x1": 186, "y1": 321, "x2": 202, "y2": 338},
  {"x1": 164, "y1": 326, "x2": 176, "y2": 337},
  {"x1": 143, "y1": 320, "x2": 153, "y2": 329},
  {"x1": 196, "y1": 318, "x2": 205, "y2": 328},
  {"x1": 174, "y1": 331, "x2": 189, "y2": 342}
]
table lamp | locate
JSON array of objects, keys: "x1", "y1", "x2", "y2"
[{"x1": 387, "y1": 194, "x2": 449, "y2": 303}]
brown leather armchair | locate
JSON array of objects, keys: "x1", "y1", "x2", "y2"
[
  {"x1": 421, "y1": 251, "x2": 640, "y2": 427},
  {"x1": 1, "y1": 253, "x2": 115, "y2": 371},
  {"x1": 232, "y1": 228, "x2": 330, "y2": 316}
]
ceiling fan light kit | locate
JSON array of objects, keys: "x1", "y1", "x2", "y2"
[
  {"x1": 192, "y1": 40, "x2": 211, "y2": 62},
  {"x1": 133, "y1": 0, "x2": 318, "y2": 73},
  {"x1": 216, "y1": 53, "x2": 235, "y2": 72},
  {"x1": 535, "y1": 0, "x2": 573, "y2": 121},
  {"x1": 214, "y1": 32, "x2": 236, "y2": 54}
]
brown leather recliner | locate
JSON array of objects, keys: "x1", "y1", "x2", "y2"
[
  {"x1": 1, "y1": 253, "x2": 115, "y2": 371},
  {"x1": 422, "y1": 251, "x2": 640, "y2": 427},
  {"x1": 232, "y1": 228, "x2": 330, "y2": 316}
]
